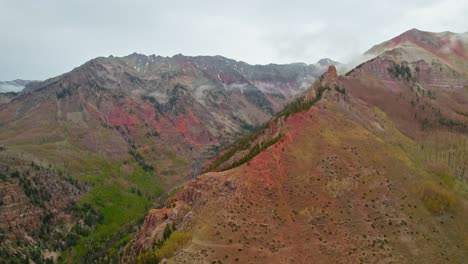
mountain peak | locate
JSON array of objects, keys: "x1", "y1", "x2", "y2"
[
  {"x1": 316, "y1": 58, "x2": 341, "y2": 67},
  {"x1": 405, "y1": 28, "x2": 422, "y2": 34},
  {"x1": 324, "y1": 64, "x2": 338, "y2": 82}
]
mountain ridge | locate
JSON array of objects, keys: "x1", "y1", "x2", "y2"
[
  {"x1": 0, "y1": 53, "x2": 339, "y2": 262},
  {"x1": 128, "y1": 29, "x2": 468, "y2": 263}
]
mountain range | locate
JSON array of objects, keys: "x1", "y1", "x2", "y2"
[
  {"x1": 0, "y1": 28, "x2": 466, "y2": 263},
  {"x1": 0, "y1": 54, "x2": 334, "y2": 262},
  {"x1": 128, "y1": 29, "x2": 467, "y2": 263}
]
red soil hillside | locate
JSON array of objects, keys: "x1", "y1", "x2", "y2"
[
  {"x1": 128, "y1": 55, "x2": 467, "y2": 263},
  {"x1": 0, "y1": 54, "x2": 334, "y2": 262}
]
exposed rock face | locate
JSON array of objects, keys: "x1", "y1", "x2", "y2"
[
  {"x1": 136, "y1": 207, "x2": 172, "y2": 251},
  {"x1": 304, "y1": 64, "x2": 340, "y2": 102},
  {"x1": 324, "y1": 64, "x2": 338, "y2": 82},
  {"x1": 135, "y1": 201, "x2": 192, "y2": 252}
]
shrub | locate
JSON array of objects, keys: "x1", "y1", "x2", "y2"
[
  {"x1": 56, "y1": 87, "x2": 72, "y2": 99},
  {"x1": 387, "y1": 63, "x2": 412, "y2": 81},
  {"x1": 154, "y1": 231, "x2": 192, "y2": 260},
  {"x1": 223, "y1": 134, "x2": 282, "y2": 171},
  {"x1": 129, "y1": 149, "x2": 154, "y2": 172},
  {"x1": 334, "y1": 85, "x2": 346, "y2": 95},
  {"x1": 10, "y1": 170, "x2": 19, "y2": 178},
  {"x1": 137, "y1": 231, "x2": 192, "y2": 264},
  {"x1": 137, "y1": 250, "x2": 160, "y2": 264},
  {"x1": 278, "y1": 85, "x2": 329, "y2": 119},
  {"x1": 420, "y1": 182, "x2": 455, "y2": 215},
  {"x1": 207, "y1": 84, "x2": 328, "y2": 172}
]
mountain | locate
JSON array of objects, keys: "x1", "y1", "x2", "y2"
[
  {"x1": 129, "y1": 30, "x2": 468, "y2": 263},
  {"x1": 316, "y1": 58, "x2": 343, "y2": 67},
  {"x1": 365, "y1": 28, "x2": 467, "y2": 73},
  {"x1": 0, "y1": 54, "x2": 332, "y2": 262}
]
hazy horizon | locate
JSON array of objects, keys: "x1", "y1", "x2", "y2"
[{"x1": 1, "y1": 0, "x2": 467, "y2": 81}]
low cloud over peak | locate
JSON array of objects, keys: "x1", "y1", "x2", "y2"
[{"x1": 1, "y1": 0, "x2": 467, "y2": 80}]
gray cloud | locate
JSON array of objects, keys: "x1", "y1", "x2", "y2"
[{"x1": 0, "y1": 0, "x2": 466, "y2": 80}]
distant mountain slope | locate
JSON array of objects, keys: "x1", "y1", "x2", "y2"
[
  {"x1": 0, "y1": 92, "x2": 17, "y2": 106},
  {"x1": 0, "y1": 54, "x2": 332, "y2": 262},
  {"x1": 0, "y1": 79, "x2": 36, "y2": 93},
  {"x1": 316, "y1": 57, "x2": 343, "y2": 67},
  {"x1": 364, "y1": 28, "x2": 468, "y2": 75},
  {"x1": 130, "y1": 30, "x2": 468, "y2": 263}
]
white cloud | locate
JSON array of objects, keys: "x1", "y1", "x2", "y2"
[{"x1": 0, "y1": 0, "x2": 466, "y2": 80}]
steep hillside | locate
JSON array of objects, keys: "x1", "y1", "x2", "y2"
[
  {"x1": 0, "y1": 92, "x2": 17, "y2": 106},
  {"x1": 0, "y1": 54, "x2": 329, "y2": 262},
  {"x1": 130, "y1": 39, "x2": 467, "y2": 263},
  {"x1": 0, "y1": 151, "x2": 83, "y2": 263}
]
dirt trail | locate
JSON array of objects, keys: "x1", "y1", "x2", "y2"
[{"x1": 191, "y1": 238, "x2": 241, "y2": 249}]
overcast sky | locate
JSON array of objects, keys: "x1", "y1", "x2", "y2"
[{"x1": 1, "y1": 0, "x2": 467, "y2": 80}]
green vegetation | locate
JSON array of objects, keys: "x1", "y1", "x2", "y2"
[
  {"x1": 418, "y1": 132, "x2": 467, "y2": 181},
  {"x1": 19, "y1": 176, "x2": 50, "y2": 205},
  {"x1": 205, "y1": 126, "x2": 266, "y2": 172},
  {"x1": 387, "y1": 63, "x2": 412, "y2": 81},
  {"x1": 137, "y1": 226, "x2": 192, "y2": 264},
  {"x1": 277, "y1": 85, "x2": 329, "y2": 119},
  {"x1": 145, "y1": 130, "x2": 160, "y2": 138},
  {"x1": 10, "y1": 170, "x2": 19, "y2": 178},
  {"x1": 60, "y1": 155, "x2": 163, "y2": 263},
  {"x1": 438, "y1": 117, "x2": 467, "y2": 132},
  {"x1": 0, "y1": 246, "x2": 54, "y2": 264},
  {"x1": 222, "y1": 134, "x2": 282, "y2": 171},
  {"x1": 154, "y1": 231, "x2": 192, "y2": 259},
  {"x1": 207, "y1": 85, "x2": 328, "y2": 172},
  {"x1": 64, "y1": 203, "x2": 101, "y2": 248},
  {"x1": 129, "y1": 149, "x2": 154, "y2": 172},
  {"x1": 166, "y1": 186, "x2": 184, "y2": 204},
  {"x1": 142, "y1": 95, "x2": 163, "y2": 119},
  {"x1": 166, "y1": 83, "x2": 190, "y2": 116},
  {"x1": 420, "y1": 182, "x2": 455, "y2": 215},
  {"x1": 242, "y1": 86, "x2": 274, "y2": 115},
  {"x1": 232, "y1": 115, "x2": 257, "y2": 132},
  {"x1": 334, "y1": 85, "x2": 346, "y2": 95},
  {"x1": 56, "y1": 87, "x2": 73, "y2": 99}
]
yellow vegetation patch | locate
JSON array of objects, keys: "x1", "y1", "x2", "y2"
[
  {"x1": 137, "y1": 231, "x2": 192, "y2": 264},
  {"x1": 154, "y1": 231, "x2": 192, "y2": 259},
  {"x1": 420, "y1": 182, "x2": 455, "y2": 215}
]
